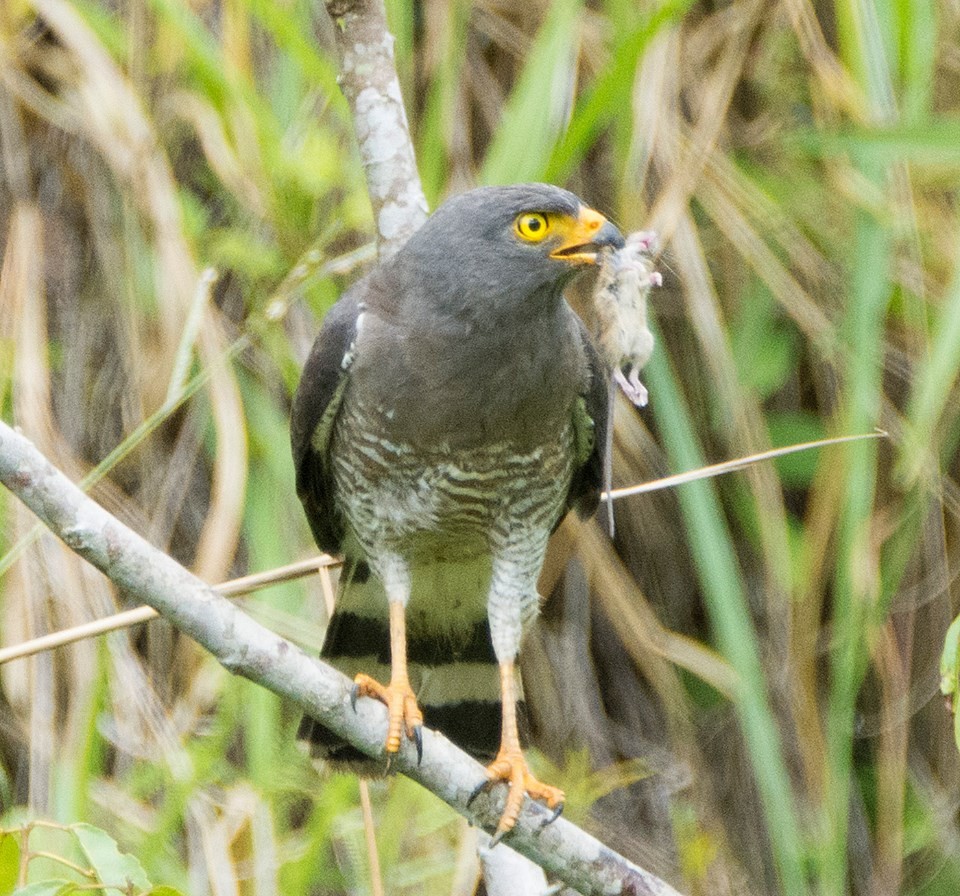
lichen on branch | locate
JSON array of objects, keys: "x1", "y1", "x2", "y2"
[{"x1": 324, "y1": 0, "x2": 428, "y2": 258}]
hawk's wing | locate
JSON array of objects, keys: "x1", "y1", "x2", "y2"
[
  {"x1": 564, "y1": 315, "x2": 609, "y2": 522},
  {"x1": 290, "y1": 289, "x2": 362, "y2": 554}
]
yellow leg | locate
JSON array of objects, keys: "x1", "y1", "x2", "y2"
[
  {"x1": 478, "y1": 660, "x2": 564, "y2": 842},
  {"x1": 353, "y1": 600, "x2": 424, "y2": 762}
]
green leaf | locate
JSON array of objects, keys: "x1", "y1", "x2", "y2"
[
  {"x1": 940, "y1": 614, "x2": 960, "y2": 751},
  {"x1": 0, "y1": 834, "x2": 20, "y2": 896},
  {"x1": 730, "y1": 286, "x2": 799, "y2": 400},
  {"x1": 144, "y1": 888, "x2": 187, "y2": 896},
  {"x1": 766, "y1": 412, "x2": 826, "y2": 489},
  {"x1": 71, "y1": 825, "x2": 151, "y2": 893},
  {"x1": 11, "y1": 882, "x2": 74, "y2": 896}
]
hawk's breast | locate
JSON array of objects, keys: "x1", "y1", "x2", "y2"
[{"x1": 331, "y1": 396, "x2": 576, "y2": 562}]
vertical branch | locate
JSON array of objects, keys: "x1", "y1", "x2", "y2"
[{"x1": 324, "y1": 0, "x2": 428, "y2": 258}]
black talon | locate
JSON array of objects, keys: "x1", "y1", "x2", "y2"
[
  {"x1": 538, "y1": 802, "x2": 564, "y2": 831},
  {"x1": 350, "y1": 683, "x2": 360, "y2": 712},
  {"x1": 467, "y1": 777, "x2": 491, "y2": 808},
  {"x1": 413, "y1": 725, "x2": 423, "y2": 765},
  {"x1": 489, "y1": 827, "x2": 507, "y2": 848}
]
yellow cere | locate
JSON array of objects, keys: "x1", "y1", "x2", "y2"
[{"x1": 514, "y1": 212, "x2": 551, "y2": 242}]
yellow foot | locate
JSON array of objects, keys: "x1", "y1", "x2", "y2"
[
  {"x1": 469, "y1": 749, "x2": 565, "y2": 844},
  {"x1": 351, "y1": 673, "x2": 424, "y2": 763}
]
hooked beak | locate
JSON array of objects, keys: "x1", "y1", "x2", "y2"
[{"x1": 549, "y1": 206, "x2": 625, "y2": 265}]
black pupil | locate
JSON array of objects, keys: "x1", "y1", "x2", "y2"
[{"x1": 527, "y1": 217, "x2": 542, "y2": 232}]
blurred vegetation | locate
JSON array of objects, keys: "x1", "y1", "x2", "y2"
[{"x1": 1, "y1": 0, "x2": 959, "y2": 894}]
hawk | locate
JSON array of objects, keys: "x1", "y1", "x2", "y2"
[{"x1": 291, "y1": 183, "x2": 622, "y2": 839}]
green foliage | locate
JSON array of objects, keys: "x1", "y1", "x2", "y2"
[
  {"x1": 528, "y1": 749, "x2": 652, "y2": 828},
  {"x1": 544, "y1": 0, "x2": 695, "y2": 183},
  {"x1": 0, "y1": 822, "x2": 184, "y2": 896},
  {"x1": 0, "y1": 833, "x2": 19, "y2": 896},
  {"x1": 12, "y1": 884, "x2": 73, "y2": 896},
  {"x1": 941, "y1": 615, "x2": 960, "y2": 749},
  {"x1": 72, "y1": 823, "x2": 152, "y2": 892}
]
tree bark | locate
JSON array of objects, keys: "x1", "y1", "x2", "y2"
[{"x1": 323, "y1": 0, "x2": 428, "y2": 259}]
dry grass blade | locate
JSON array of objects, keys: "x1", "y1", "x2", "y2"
[
  {"x1": 647, "y1": 0, "x2": 765, "y2": 244},
  {"x1": 604, "y1": 430, "x2": 887, "y2": 501},
  {"x1": 30, "y1": 0, "x2": 196, "y2": 370},
  {"x1": 578, "y1": 518, "x2": 737, "y2": 700},
  {"x1": 192, "y1": 318, "x2": 248, "y2": 585},
  {"x1": 0, "y1": 556, "x2": 338, "y2": 666},
  {"x1": 357, "y1": 782, "x2": 385, "y2": 896},
  {"x1": 695, "y1": 148, "x2": 834, "y2": 343}
]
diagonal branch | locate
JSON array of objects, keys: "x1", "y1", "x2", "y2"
[{"x1": 0, "y1": 421, "x2": 683, "y2": 896}]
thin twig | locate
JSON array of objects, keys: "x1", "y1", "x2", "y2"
[
  {"x1": 357, "y1": 781, "x2": 385, "y2": 896},
  {"x1": 603, "y1": 429, "x2": 888, "y2": 501},
  {"x1": 26, "y1": 851, "x2": 96, "y2": 880}
]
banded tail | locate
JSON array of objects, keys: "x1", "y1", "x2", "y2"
[{"x1": 298, "y1": 556, "x2": 528, "y2": 767}]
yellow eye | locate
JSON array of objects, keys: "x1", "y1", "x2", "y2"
[{"x1": 514, "y1": 212, "x2": 551, "y2": 242}]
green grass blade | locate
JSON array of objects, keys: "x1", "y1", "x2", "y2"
[
  {"x1": 545, "y1": 0, "x2": 693, "y2": 183},
  {"x1": 896, "y1": 0, "x2": 937, "y2": 122},
  {"x1": 479, "y1": 0, "x2": 584, "y2": 186},
  {"x1": 898, "y1": 232, "x2": 960, "y2": 483},
  {"x1": 791, "y1": 120, "x2": 960, "y2": 166},
  {"x1": 834, "y1": 0, "x2": 897, "y2": 119},
  {"x1": 244, "y1": 0, "x2": 348, "y2": 122},
  {"x1": 647, "y1": 333, "x2": 806, "y2": 896},
  {"x1": 415, "y1": 0, "x2": 472, "y2": 204},
  {"x1": 822, "y1": 159, "x2": 891, "y2": 896}
]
